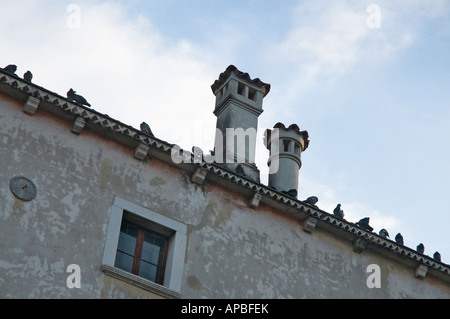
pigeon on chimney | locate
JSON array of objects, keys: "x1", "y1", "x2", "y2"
[
  {"x1": 303, "y1": 196, "x2": 318, "y2": 206},
  {"x1": 379, "y1": 228, "x2": 389, "y2": 239},
  {"x1": 67, "y1": 88, "x2": 91, "y2": 107},
  {"x1": 2, "y1": 64, "x2": 17, "y2": 75},
  {"x1": 433, "y1": 251, "x2": 441, "y2": 262},
  {"x1": 333, "y1": 204, "x2": 345, "y2": 219},
  {"x1": 395, "y1": 233, "x2": 404, "y2": 245},
  {"x1": 356, "y1": 217, "x2": 373, "y2": 232},
  {"x1": 140, "y1": 122, "x2": 154, "y2": 137},
  {"x1": 23, "y1": 71, "x2": 33, "y2": 82},
  {"x1": 416, "y1": 243, "x2": 425, "y2": 254}
]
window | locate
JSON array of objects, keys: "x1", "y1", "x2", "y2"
[
  {"x1": 102, "y1": 197, "x2": 187, "y2": 298},
  {"x1": 114, "y1": 218, "x2": 169, "y2": 285}
]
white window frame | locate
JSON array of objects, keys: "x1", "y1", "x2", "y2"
[{"x1": 102, "y1": 197, "x2": 187, "y2": 299}]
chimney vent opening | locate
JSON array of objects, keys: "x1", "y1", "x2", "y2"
[
  {"x1": 282, "y1": 139, "x2": 290, "y2": 152},
  {"x1": 248, "y1": 87, "x2": 257, "y2": 101},
  {"x1": 237, "y1": 82, "x2": 245, "y2": 96}
]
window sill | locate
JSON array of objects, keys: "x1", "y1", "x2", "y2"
[{"x1": 101, "y1": 264, "x2": 182, "y2": 299}]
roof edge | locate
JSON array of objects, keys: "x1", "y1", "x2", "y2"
[{"x1": 1, "y1": 68, "x2": 449, "y2": 282}]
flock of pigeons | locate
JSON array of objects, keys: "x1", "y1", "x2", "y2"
[
  {"x1": 2, "y1": 64, "x2": 91, "y2": 108},
  {"x1": 303, "y1": 196, "x2": 443, "y2": 262},
  {"x1": 2, "y1": 64, "x2": 33, "y2": 82},
  {"x1": 1, "y1": 64, "x2": 444, "y2": 264}
]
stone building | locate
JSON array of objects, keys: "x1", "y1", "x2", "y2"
[{"x1": 0, "y1": 65, "x2": 449, "y2": 298}]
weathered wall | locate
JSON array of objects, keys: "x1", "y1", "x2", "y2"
[{"x1": 1, "y1": 94, "x2": 449, "y2": 298}]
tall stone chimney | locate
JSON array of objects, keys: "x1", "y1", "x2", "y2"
[
  {"x1": 264, "y1": 123, "x2": 309, "y2": 197},
  {"x1": 210, "y1": 65, "x2": 270, "y2": 183}
]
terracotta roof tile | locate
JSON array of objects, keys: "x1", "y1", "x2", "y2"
[{"x1": 211, "y1": 65, "x2": 271, "y2": 96}]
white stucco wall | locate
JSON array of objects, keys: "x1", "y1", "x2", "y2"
[{"x1": 0, "y1": 93, "x2": 449, "y2": 298}]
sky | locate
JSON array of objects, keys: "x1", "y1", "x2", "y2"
[{"x1": 1, "y1": 0, "x2": 449, "y2": 264}]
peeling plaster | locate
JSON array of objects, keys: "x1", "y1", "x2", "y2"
[{"x1": 1, "y1": 93, "x2": 449, "y2": 298}]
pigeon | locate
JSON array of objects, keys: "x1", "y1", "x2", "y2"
[
  {"x1": 416, "y1": 243, "x2": 425, "y2": 254},
  {"x1": 356, "y1": 217, "x2": 373, "y2": 232},
  {"x1": 283, "y1": 189, "x2": 298, "y2": 198},
  {"x1": 67, "y1": 88, "x2": 91, "y2": 107},
  {"x1": 2, "y1": 64, "x2": 17, "y2": 75},
  {"x1": 379, "y1": 228, "x2": 390, "y2": 239},
  {"x1": 333, "y1": 204, "x2": 345, "y2": 219},
  {"x1": 303, "y1": 196, "x2": 318, "y2": 206},
  {"x1": 236, "y1": 164, "x2": 246, "y2": 176},
  {"x1": 433, "y1": 251, "x2": 441, "y2": 262},
  {"x1": 23, "y1": 71, "x2": 33, "y2": 82},
  {"x1": 140, "y1": 122, "x2": 154, "y2": 137},
  {"x1": 395, "y1": 233, "x2": 404, "y2": 245}
]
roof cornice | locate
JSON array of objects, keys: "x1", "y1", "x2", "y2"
[{"x1": 1, "y1": 68, "x2": 449, "y2": 284}]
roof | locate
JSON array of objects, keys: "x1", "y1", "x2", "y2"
[
  {"x1": 1, "y1": 67, "x2": 449, "y2": 284},
  {"x1": 211, "y1": 65, "x2": 271, "y2": 97}
]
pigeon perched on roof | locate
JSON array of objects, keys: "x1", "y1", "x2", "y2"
[
  {"x1": 395, "y1": 233, "x2": 404, "y2": 245},
  {"x1": 416, "y1": 243, "x2": 425, "y2": 254},
  {"x1": 333, "y1": 204, "x2": 344, "y2": 219},
  {"x1": 303, "y1": 196, "x2": 318, "y2": 206},
  {"x1": 23, "y1": 71, "x2": 33, "y2": 82},
  {"x1": 379, "y1": 228, "x2": 389, "y2": 239},
  {"x1": 236, "y1": 164, "x2": 246, "y2": 176},
  {"x1": 433, "y1": 251, "x2": 441, "y2": 262},
  {"x1": 140, "y1": 122, "x2": 154, "y2": 137},
  {"x1": 67, "y1": 88, "x2": 91, "y2": 107},
  {"x1": 283, "y1": 189, "x2": 298, "y2": 198},
  {"x1": 356, "y1": 217, "x2": 373, "y2": 231},
  {"x1": 2, "y1": 64, "x2": 17, "y2": 75}
]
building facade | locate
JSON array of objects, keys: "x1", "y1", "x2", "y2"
[{"x1": 0, "y1": 65, "x2": 449, "y2": 298}]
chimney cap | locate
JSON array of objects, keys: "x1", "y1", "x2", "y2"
[
  {"x1": 265, "y1": 122, "x2": 310, "y2": 151},
  {"x1": 211, "y1": 65, "x2": 271, "y2": 97}
]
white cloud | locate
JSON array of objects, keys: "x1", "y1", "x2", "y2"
[
  {"x1": 263, "y1": 0, "x2": 450, "y2": 109},
  {"x1": 0, "y1": 1, "x2": 218, "y2": 152}
]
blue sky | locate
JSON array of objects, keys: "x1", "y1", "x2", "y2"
[{"x1": 1, "y1": 0, "x2": 449, "y2": 264}]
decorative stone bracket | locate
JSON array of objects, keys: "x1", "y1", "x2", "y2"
[
  {"x1": 191, "y1": 168, "x2": 208, "y2": 185},
  {"x1": 303, "y1": 217, "x2": 318, "y2": 233},
  {"x1": 23, "y1": 96, "x2": 40, "y2": 115},
  {"x1": 134, "y1": 143, "x2": 149, "y2": 161},
  {"x1": 71, "y1": 117, "x2": 86, "y2": 135},
  {"x1": 415, "y1": 264, "x2": 428, "y2": 279},
  {"x1": 353, "y1": 238, "x2": 367, "y2": 253},
  {"x1": 249, "y1": 193, "x2": 262, "y2": 208}
]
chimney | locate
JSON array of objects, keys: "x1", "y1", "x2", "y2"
[
  {"x1": 264, "y1": 123, "x2": 309, "y2": 197},
  {"x1": 210, "y1": 65, "x2": 270, "y2": 183}
]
